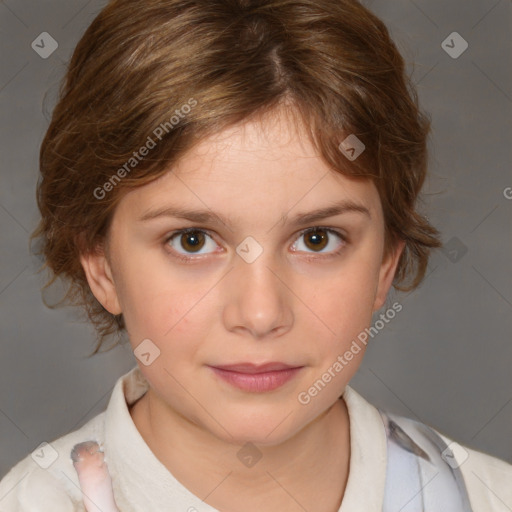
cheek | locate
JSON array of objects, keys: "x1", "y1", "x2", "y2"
[
  {"x1": 301, "y1": 254, "x2": 381, "y2": 363},
  {"x1": 312, "y1": 259, "x2": 379, "y2": 327},
  {"x1": 115, "y1": 256, "x2": 215, "y2": 351}
]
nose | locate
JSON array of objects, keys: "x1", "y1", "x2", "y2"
[{"x1": 222, "y1": 246, "x2": 294, "y2": 340}]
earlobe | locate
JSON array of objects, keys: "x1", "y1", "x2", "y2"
[
  {"x1": 80, "y1": 246, "x2": 122, "y2": 315},
  {"x1": 373, "y1": 239, "x2": 405, "y2": 312}
]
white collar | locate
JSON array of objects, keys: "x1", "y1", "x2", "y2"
[{"x1": 104, "y1": 366, "x2": 387, "y2": 511}]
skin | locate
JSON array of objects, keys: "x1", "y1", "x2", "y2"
[
  {"x1": 71, "y1": 441, "x2": 120, "y2": 512},
  {"x1": 80, "y1": 106, "x2": 404, "y2": 512}
]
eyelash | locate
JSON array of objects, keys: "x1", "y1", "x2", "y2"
[{"x1": 164, "y1": 226, "x2": 348, "y2": 263}]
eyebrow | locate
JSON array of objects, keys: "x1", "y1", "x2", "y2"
[{"x1": 138, "y1": 199, "x2": 371, "y2": 228}]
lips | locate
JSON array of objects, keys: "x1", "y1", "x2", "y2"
[
  {"x1": 208, "y1": 362, "x2": 304, "y2": 392},
  {"x1": 212, "y1": 362, "x2": 300, "y2": 374}
]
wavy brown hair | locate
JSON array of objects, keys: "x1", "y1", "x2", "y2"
[{"x1": 31, "y1": 0, "x2": 441, "y2": 354}]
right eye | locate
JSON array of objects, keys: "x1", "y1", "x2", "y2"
[{"x1": 165, "y1": 228, "x2": 220, "y2": 259}]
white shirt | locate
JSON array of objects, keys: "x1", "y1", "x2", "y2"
[{"x1": 1, "y1": 366, "x2": 511, "y2": 511}]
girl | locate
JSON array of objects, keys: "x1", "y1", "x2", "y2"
[{"x1": 1, "y1": 0, "x2": 510, "y2": 510}]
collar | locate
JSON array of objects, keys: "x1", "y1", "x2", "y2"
[{"x1": 104, "y1": 365, "x2": 387, "y2": 511}]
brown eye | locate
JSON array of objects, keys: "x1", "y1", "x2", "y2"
[
  {"x1": 304, "y1": 229, "x2": 329, "y2": 251},
  {"x1": 167, "y1": 229, "x2": 218, "y2": 257},
  {"x1": 179, "y1": 230, "x2": 205, "y2": 252},
  {"x1": 291, "y1": 227, "x2": 345, "y2": 255}
]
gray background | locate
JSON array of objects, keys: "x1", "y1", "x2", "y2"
[{"x1": 0, "y1": 0, "x2": 511, "y2": 482}]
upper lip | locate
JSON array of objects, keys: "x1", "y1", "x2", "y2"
[{"x1": 210, "y1": 362, "x2": 302, "y2": 374}]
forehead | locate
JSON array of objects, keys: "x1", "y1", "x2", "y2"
[
  {"x1": 114, "y1": 108, "x2": 383, "y2": 226},
  {"x1": 186, "y1": 107, "x2": 313, "y2": 165}
]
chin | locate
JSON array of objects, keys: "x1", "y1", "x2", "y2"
[{"x1": 204, "y1": 403, "x2": 307, "y2": 447}]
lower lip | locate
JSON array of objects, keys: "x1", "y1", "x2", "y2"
[{"x1": 210, "y1": 367, "x2": 303, "y2": 392}]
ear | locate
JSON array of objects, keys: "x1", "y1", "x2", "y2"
[
  {"x1": 373, "y1": 238, "x2": 405, "y2": 312},
  {"x1": 79, "y1": 244, "x2": 122, "y2": 315}
]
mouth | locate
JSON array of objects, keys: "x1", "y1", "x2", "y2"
[{"x1": 208, "y1": 362, "x2": 304, "y2": 392}]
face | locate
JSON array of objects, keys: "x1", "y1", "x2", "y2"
[{"x1": 82, "y1": 108, "x2": 402, "y2": 446}]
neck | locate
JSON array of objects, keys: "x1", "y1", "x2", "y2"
[{"x1": 130, "y1": 390, "x2": 350, "y2": 512}]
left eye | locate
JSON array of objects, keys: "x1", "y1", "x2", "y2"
[{"x1": 291, "y1": 228, "x2": 345, "y2": 254}]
